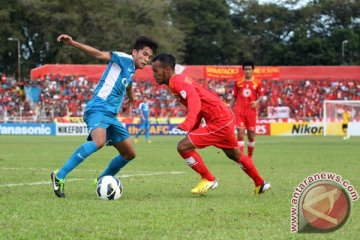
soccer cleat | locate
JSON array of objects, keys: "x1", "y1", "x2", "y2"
[
  {"x1": 191, "y1": 178, "x2": 218, "y2": 194},
  {"x1": 50, "y1": 171, "x2": 65, "y2": 198},
  {"x1": 134, "y1": 138, "x2": 138, "y2": 143},
  {"x1": 254, "y1": 181, "x2": 271, "y2": 195},
  {"x1": 147, "y1": 140, "x2": 152, "y2": 144}
]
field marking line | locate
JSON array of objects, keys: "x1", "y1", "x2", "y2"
[{"x1": 0, "y1": 171, "x2": 185, "y2": 187}]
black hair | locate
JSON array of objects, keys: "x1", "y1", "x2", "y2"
[
  {"x1": 242, "y1": 60, "x2": 255, "y2": 69},
  {"x1": 152, "y1": 53, "x2": 176, "y2": 70},
  {"x1": 133, "y1": 36, "x2": 158, "y2": 54}
]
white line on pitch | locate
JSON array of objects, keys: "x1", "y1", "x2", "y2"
[{"x1": 0, "y1": 171, "x2": 185, "y2": 187}]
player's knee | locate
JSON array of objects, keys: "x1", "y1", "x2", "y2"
[
  {"x1": 228, "y1": 150, "x2": 240, "y2": 162},
  {"x1": 176, "y1": 142, "x2": 186, "y2": 154},
  {"x1": 123, "y1": 152, "x2": 136, "y2": 161},
  {"x1": 93, "y1": 140, "x2": 106, "y2": 149}
]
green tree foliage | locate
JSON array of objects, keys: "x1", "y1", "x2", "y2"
[
  {"x1": 171, "y1": 0, "x2": 239, "y2": 64},
  {"x1": 1, "y1": 0, "x2": 184, "y2": 79},
  {"x1": 229, "y1": 0, "x2": 297, "y2": 64},
  {"x1": 0, "y1": 0, "x2": 23, "y2": 76},
  {"x1": 229, "y1": 0, "x2": 360, "y2": 65}
]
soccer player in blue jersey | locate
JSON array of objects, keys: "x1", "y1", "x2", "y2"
[
  {"x1": 51, "y1": 34, "x2": 157, "y2": 198},
  {"x1": 134, "y1": 97, "x2": 151, "y2": 143}
]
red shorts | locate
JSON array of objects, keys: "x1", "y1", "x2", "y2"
[
  {"x1": 188, "y1": 119, "x2": 238, "y2": 149},
  {"x1": 235, "y1": 114, "x2": 256, "y2": 131}
]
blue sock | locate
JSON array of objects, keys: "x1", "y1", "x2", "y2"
[
  {"x1": 99, "y1": 155, "x2": 130, "y2": 178},
  {"x1": 135, "y1": 129, "x2": 142, "y2": 138},
  {"x1": 57, "y1": 141, "x2": 98, "y2": 179}
]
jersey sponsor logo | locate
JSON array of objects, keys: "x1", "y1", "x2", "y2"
[{"x1": 121, "y1": 78, "x2": 129, "y2": 88}]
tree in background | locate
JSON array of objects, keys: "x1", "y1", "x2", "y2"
[
  {"x1": 1, "y1": 0, "x2": 184, "y2": 79},
  {"x1": 171, "y1": 0, "x2": 240, "y2": 64},
  {"x1": 229, "y1": 0, "x2": 360, "y2": 65}
]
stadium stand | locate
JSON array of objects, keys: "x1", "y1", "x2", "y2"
[{"x1": 1, "y1": 65, "x2": 360, "y2": 122}]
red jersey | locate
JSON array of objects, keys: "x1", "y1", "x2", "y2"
[
  {"x1": 169, "y1": 74, "x2": 233, "y2": 132},
  {"x1": 233, "y1": 76, "x2": 264, "y2": 116}
]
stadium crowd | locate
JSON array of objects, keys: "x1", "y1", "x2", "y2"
[{"x1": 1, "y1": 73, "x2": 360, "y2": 122}]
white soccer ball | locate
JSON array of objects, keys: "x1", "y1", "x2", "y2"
[{"x1": 96, "y1": 176, "x2": 123, "y2": 200}]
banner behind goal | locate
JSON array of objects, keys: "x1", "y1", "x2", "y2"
[{"x1": 323, "y1": 100, "x2": 360, "y2": 136}]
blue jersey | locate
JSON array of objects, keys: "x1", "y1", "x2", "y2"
[
  {"x1": 139, "y1": 102, "x2": 149, "y2": 119},
  {"x1": 85, "y1": 51, "x2": 135, "y2": 115}
]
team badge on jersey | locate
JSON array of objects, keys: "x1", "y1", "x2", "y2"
[
  {"x1": 180, "y1": 90, "x2": 187, "y2": 99},
  {"x1": 243, "y1": 89, "x2": 252, "y2": 97}
]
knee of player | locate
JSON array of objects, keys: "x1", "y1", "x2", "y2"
[
  {"x1": 226, "y1": 149, "x2": 241, "y2": 162},
  {"x1": 94, "y1": 140, "x2": 106, "y2": 149},
  {"x1": 124, "y1": 152, "x2": 136, "y2": 160},
  {"x1": 248, "y1": 136, "x2": 255, "y2": 141},
  {"x1": 176, "y1": 142, "x2": 184, "y2": 153},
  {"x1": 176, "y1": 142, "x2": 186, "y2": 154}
]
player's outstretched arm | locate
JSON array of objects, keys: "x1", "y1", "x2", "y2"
[{"x1": 57, "y1": 34, "x2": 111, "y2": 62}]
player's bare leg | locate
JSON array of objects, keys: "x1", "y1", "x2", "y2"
[
  {"x1": 222, "y1": 148, "x2": 270, "y2": 194},
  {"x1": 236, "y1": 127, "x2": 245, "y2": 153},
  {"x1": 91, "y1": 128, "x2": 107, "y2": 148},
  {"x1": 247, "y1": 130, "x2": 256, "y2": 158},
  {"x1": 97, "y1": 138, "x2": 136, "y2": 180},
  {"x1": 177, "y1": 136, "x2": 218, "y2": 194},
  {"x1": 113, "y1": 138, "x2": 136, "y2": 160}
]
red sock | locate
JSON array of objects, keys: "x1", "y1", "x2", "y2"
[
  {"x1": 247, "y1": 140, "x2": 255, "y2": 158},
  {"x1": 180, "y1": 150, "x2": 215, "y2": 181},
  {"x1": 237, "y1": 155, "x2": 264, "y2": 186}
]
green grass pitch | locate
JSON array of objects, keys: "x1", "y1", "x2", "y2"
[{"x1": 0, "y1": 135, "x2": 359, "y2": 239}]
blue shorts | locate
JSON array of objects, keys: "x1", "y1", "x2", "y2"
[{"x1": 84, "y1": 110, "x2": 129, "y2": 146}]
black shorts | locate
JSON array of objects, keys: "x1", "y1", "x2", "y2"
[{"x1": 342, "y1": 124, "x2": 348, "y2": 130}]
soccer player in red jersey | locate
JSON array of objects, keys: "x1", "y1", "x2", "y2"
[
  {"x1": 152, "y1": 54, "x2": 270, "y2": 194},
  {"x1": 230, "y1": 61, "x2": 264, "y2": 158}
]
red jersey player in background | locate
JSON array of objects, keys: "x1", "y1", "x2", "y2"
[
  {"x1": 152, "y1": 53, "x2": 270, "y2": 195},
  {"x1": 230, "y1": 61, "x2": 264, "y2": 158}
]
